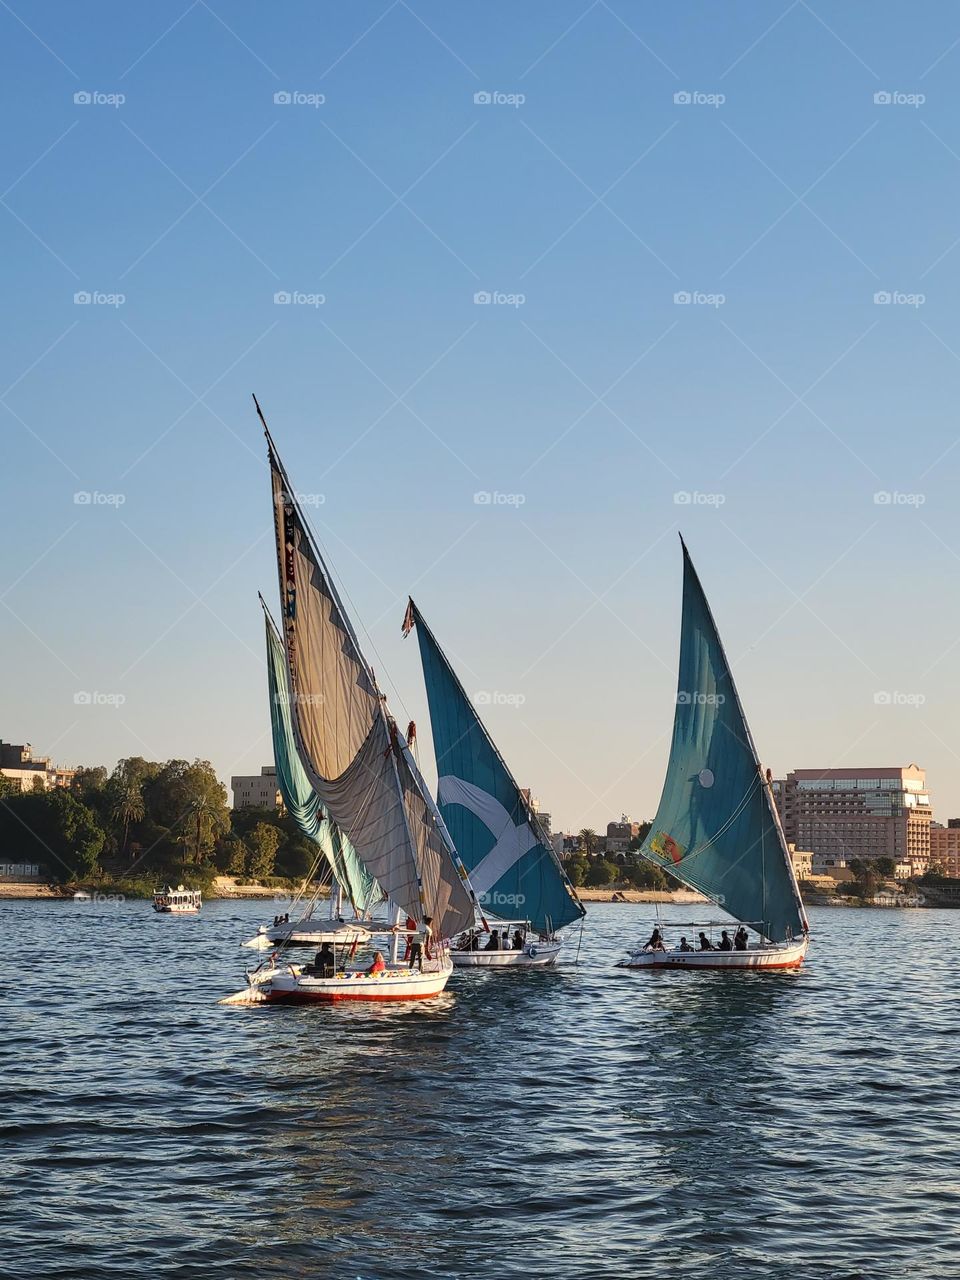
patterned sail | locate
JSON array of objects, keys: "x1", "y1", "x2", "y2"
[
  {"x1": 263, "y1": 607, "x2": 381, "y2": 911},
  {"x1": 262, "y1": 412, "x2": 477, "y2": 940},
  {"x1": 407, "y1": 601, "x2": 585, "y2": 934},
  {"x1": 640, "y1": 539, "x2": 808, "y2": 943}
]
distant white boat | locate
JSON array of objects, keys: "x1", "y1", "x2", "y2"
[
  {"x1": 73, "y1": 891, "x2": 91, "y2": 902},
  {"x1": 153, "y1": 884, "x2": 201, "y2": 913}
]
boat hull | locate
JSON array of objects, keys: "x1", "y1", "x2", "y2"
[
  {"x1": 619, "y1": 937, "x2": 808, "y2": 971},
  {"x1": 451, "y1": 941, "x2": 562, "y2": 967},
  {"x1": 225, "y1": 960, "x2": 452, "y2": 1004}
]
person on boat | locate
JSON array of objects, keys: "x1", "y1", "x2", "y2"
[
  {"x1": 698, "y1": 932, "x2": 714, "y2": 951},
  {"x1": 283, "y1": 913, "x2": 290, "y2": 924},
  {"x1": 312, "y1": 942, "x2": 336, "y2": 977},
  {"x1": 484, "y1": 930, "x2": 500, "y2": 951},
  {"x1": 718, "y1": 930, "x2": 733, "y2": 951},
  {"x1": 365, "y1": 950, "x2": 386, "y2": 976},
  {"x1": 512, "y1": 927, "x2": 524, "y2": 951},
  {"x1": 402, "y1": 915, "x2": 416, "y2": 962},
  {"x1": 734, "y1": 926, "x2": 749, "y2": 951},
  {"x1": 644, "y1": 927, "x2": 666, "y2": 952},
  {"x1": 678, "y1": 936, "x2": 694, "y2": 952},
  {"x1": 409, "y1": 917, "x2": 434, "y2": 972},
  {"x1": 501, "y1": 930, "x2": 511, "y2": 949},
  {"x1": 469, "y1": 932, "x2": 480, "y2": 951}
]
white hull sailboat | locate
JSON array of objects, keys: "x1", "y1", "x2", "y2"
[
  {"x1": 404, "y1": 601, "x2": 585, "y2": 968},
  {"x1": 618, "y1": 538, "x2": 810, "y2": 974},
  {"x1": 222, "y1": 401, "x2": 483, "y2": 1007},
  {"x1": 224, "y1": 954, "x2": 453, "y2": 1004}
]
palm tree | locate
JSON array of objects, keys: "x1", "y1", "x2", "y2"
[
  {"x1": 578, "y1": 827, "x2": 598, "y2": 857},
  {"x1": 191, "y1": 795, "x2": 213, "y2": 865},
  {"x1": 111, "y1": 784, "x2": 144, "y2": 859}
]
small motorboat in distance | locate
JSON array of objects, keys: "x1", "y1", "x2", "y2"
[
  {"x1": 153, "y1": 884, "x2": 202, "y2": 914},
  {"x1": 618, "y1": 538, "x2": 809, "y2": 973}
]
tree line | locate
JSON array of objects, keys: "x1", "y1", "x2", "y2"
[{"x1": 0, "y1": 757, "x2": 315, "y2": 886}]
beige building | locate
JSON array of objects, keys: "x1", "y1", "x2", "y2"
[
  {"x1": 231, "y1": 765, "x2": 281, "y2": 810},
  {"x1": 787, "y1": 844, "x2": 813, "y2": 880},
  {"x1": 0, "y1": 741, "x2": 74, "y2": 793},
  {"x1": 929, "y1": 823, "x2": 960, "y2": 878},
  {"x1": 606, "y1": 818, "x2": 641, "y2": 855},
  {"x1": 774, "y1": 766, "x2": 931, "y2": 877}
]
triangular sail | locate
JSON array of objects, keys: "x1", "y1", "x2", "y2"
[
  {"x1": 640, "y1": 540, "x2": 808, "y2": 943},
  {"x1": 261, "y1": 405, "x2": 477, "y2": 939},
  {"x1": 263, "y1": 606, "x2": 382, "y2": 912},
  {"x1": 407, "y1": 600, "x2": 585, "y2": 934}
]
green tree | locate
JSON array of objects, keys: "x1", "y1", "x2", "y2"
[
  {"x1": 875, "y1": 856, "x2": 896, "y2": 878},
  {"x1": 276, "y1": 835, "x2": 317, "y2": 879},
  {"x1": 578, "y1": 828, "x2": 598, "y2": 857},
  {"x1": 245, "y1": 822, "x2": 282, "y2": 879},
  {"x1": 110, "y1": 782, "x2": 145, "y2": 858},
  {"x1": 628, "y1": 821, "x2": 652, "y2": 851},
  {"x1": 585, "y1": 857, "x2": 617, "y2": 888},
  {"x1": 564, "y1": 854, "x2": 589, "y2": 887},
  {"x1": 625, "y1": 861, "x2": 668, "y2": 890},
  {"x1": 144, "y1": 759, "x2": 229, "y2": 863},
  {"x1": 0, "y1": 788, "x2": 105, "y2": 881}
]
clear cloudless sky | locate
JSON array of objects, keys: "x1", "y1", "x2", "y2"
[{"x1": 3, "y1": 1, "x2": 960, "y2": 831}]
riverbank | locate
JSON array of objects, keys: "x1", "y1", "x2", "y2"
[
  {"x1": 576, "y1": 888, "x2": 708, "y2": 903},
  {"x1": 0, "y1": 876, "x2": 315, "y2": 900}
]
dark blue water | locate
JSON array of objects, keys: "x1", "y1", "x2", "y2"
[{"x1": 3, "y1": 898, "x2": 957, "y2": 1279}]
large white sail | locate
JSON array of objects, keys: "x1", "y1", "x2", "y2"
[{"x1": 260, "y1": 403, "x2": 476, "y2": 939}]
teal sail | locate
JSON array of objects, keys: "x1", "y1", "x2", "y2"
[
  {"x1": 640, "y1": 540, "x2": 808, "y2": 943},
  {"x1": 406, "y1": 600, "x2": 585, "y2": 934},
  {"x1": 263, "y1": 605, "x2": 381, "y2": 913}
]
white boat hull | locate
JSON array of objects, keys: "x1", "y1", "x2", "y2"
[
  {"x1": 451, "y1": 940, "x2": 562, "y2": 967},
  {"x1": 222, "y1": 957, "x2": 453, "y2": 1004},
  {"x1": 619, "y1": 937, "x2": 808, "y2": 971}
]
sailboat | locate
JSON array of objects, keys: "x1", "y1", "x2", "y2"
[
  {"x1": 404, "y1": 599, "x2": 585, "y2": 967},
  {"x1": 222, "y1": 401, "x2": 482, "y2": 1005},
  {"x1": 241, "y1": 605, "x2": 386, "y2": 951},
  {"x1": 620, "y1": 538, "x2": 809, "y2": 971}
]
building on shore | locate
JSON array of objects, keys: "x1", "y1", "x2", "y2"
[
  {"x1": 929, "y1": 822, "x2": 960, "y2": 878},
  {"x1": 519, "y1": 789, "x2": 551, "y2": 837},
  {"x1": 605, "y1": 818, "x2": 640, "y2": 856},
  {"x1": 773, "y1": 766, "x2": 931, "y2": 878},
  {"x1": 787, "y1": 844, "x2": 813, "y2": 880},
  {"x1": 0, "y1": 741, "x2": 74, "y2": 793},
  {"x1": 231, "y1": 765, "x2": 281, "y2": 810}
]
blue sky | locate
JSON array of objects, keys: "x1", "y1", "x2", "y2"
[{"x1": 3, "y1": 1, "x2": 960, "y2": 830}]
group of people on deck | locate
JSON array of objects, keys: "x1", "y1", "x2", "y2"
[
  {"x1": 302, "y1": 915, "x2": 435, "y2": 980},
  {"x1": 457, "y1": 927, "x2": 525, "y2": 952},
  {"x1": 643, "y1": 925, "x2": 751, "y2": 953},
  {"x1": 272, "y1": 913, "x2": 290, "y2": 927}
]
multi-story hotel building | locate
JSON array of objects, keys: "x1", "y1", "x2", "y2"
[
  {"x1": 928, "y1": 822, "x2": 960, "y2": 878},
  {"x1": 773, "y1": 766, "x2": 931, "y2": 876},
  {"x1": 0, "y1": 740, "x2": 74, "y2": 792},
  {"x1": 230, "y1": 765, "x2": 281, "y2": 810}
]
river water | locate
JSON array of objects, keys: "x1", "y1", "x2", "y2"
[{"x1": 3, "y1": 898, "x2": 957, "y2": 1279}]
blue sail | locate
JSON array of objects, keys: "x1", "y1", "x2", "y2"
[
  {"x1": 408, "y1": 601, "x2": 585, "y2": 934},
  {"x1": 640, "y1": 540, "x2": 808, "y2": 943},
  {"x1": 263, "y1": 608, "x2": 381, "y2": 912}
]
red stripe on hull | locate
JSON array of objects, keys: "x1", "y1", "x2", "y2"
[{"x1": 623, "y1": 957, "x2": 805, "y2": 972}]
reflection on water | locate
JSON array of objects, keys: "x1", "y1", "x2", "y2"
[{"x1": 2, "y1": 898, "x2": 957, "y2": 1279}]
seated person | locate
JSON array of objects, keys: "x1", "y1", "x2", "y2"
[
  {"x1": 644, "y1": 927, "x2": 666, "y2": 952},
  {"x1": 512, "y1": 928, "x2": 524, "y2": 951},
  {"x1": 483, "y1": 930, "x2": 500, "y2": 951},
  {"x1": 501, "y1": 931, "x2": 511, "y2": 949},
  {"x1": 310, "y1": 941, "x2": 336, "y2": 977},
  {"x1": 365, "y1": 950, "x2": 386, "y2": 976},
  {"x1": 698, "y1": 932, "x2": 714, "y2": 951},
  {"x1": 678, "y1": 936, "x2": 694, "y2": 952},
  {"x1": 717, "y1": 930, "x2": 733, "y2": 951},
  {"x1": 469, "y1": 932, "x2": 480, "y2": 951},
  {"x1": 734, "y1": 926, "x2": 749, "y2": 951}
]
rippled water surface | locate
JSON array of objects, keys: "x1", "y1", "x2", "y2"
[{"x1": 4, "y1": 899, "x2": 959, "y2": 1279}]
